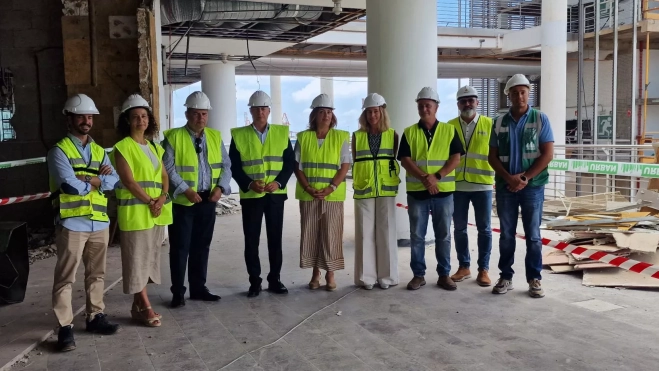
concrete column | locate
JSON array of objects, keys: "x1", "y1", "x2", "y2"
[
  {"x1": 320, "y1": 77, "x2": 334, "y2": 101},
  {"x1": 154, "y1": 0, "x2": 167, "y2": 139},
  {"x1": 270, "y1": 75, "x2": 283, "y2": 124},
  {"x1": 200, "y1": 63, "x2": 237, "y2": 140},
  {"x1": 541, "y1": 0, "x2": 567, "y2": 147},
  {"x1": 366, "y1": 0, "x2": 437, "y2": 243}
]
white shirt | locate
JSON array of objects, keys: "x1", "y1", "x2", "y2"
[{"x1": 456, "y1": 113, "x2": 492, "y2": 192}]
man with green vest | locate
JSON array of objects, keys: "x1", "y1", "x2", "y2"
[
  {"x1": 448, "y1": 86, "x2": 495, "y2": 287},
  {"x1": 163, "y1": 91, "x2": 232, "y2": 308},
  {"x1": 47, "y1": 94, "x2": 120, "y2": 352},
  {"x1": 229, "y1": 90, "x2": 295, "y2": 298},
  {"x1": 489, "y1": 74, "x2": 554, "y2": 298},
  {"x1": 398, "y1": 87, "x2": 464, "y2": 291}
]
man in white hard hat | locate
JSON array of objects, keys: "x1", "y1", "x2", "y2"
[
  {"x1": 397, "y1": 87, "x2": 464, "y2": 291},
  {"x1": 229, "y1": 90, "x2": 295, "y2": 297},
  {"x1": 489, "y1": 74, "x2": 554, "y2": 298},
  {"x1": 162, "y1": 91, "x2": 232, "y2": 308},
  {"x1": 47, "y1": 94, "x2": 120, "y2": 352},
  {"x1": 447, "y1": 86, "x2": 495, "y2": 287}
]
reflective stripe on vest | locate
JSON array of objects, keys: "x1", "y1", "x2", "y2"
[
  {"x1": 163, "y1": 127, "x2": 223, "y2": 206},
  {"x1": 231, "y1": 124, "x2": 289, "y2": 199},
  {"x1": 493, "y1": 108, "x2": 549, "y2": 188},
  {"x1": 403, "y1": 123, "x2": 456, "y2": 192},
  {"x1": 352, "y1": 128, "x2": 400, "y2": 199},
  {"x1": 295, "y1": 129, "x2": 349, "y2": 202},
  {"x1": 48, "y1": 137, "x2": 109, "y2": 222},
  {"x1": 112, "y1": 137, "x2": 173, "y2": 231},
  {"x1": 448, "y1": 116, "x2": 495, "y2": 185}
]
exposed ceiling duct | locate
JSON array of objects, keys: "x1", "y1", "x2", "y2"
[{"x1": 161, "y1": 0, "x2": 324, "y2": 34}]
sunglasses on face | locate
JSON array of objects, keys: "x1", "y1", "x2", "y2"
[{"x1": 195, "y1": 137, "x2": 202, "y2": 154}]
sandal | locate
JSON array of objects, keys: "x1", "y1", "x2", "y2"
[
  {"x1": 132, "y1": 303, "x2": 162, "y2": 320},
  {"x1": 325, "y1": 273, "x2": 337, "y2": 292},
  {"x1": 131, "y1": 305, "x2": 162, "y2": 327}
]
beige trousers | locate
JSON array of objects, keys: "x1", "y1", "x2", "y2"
[
  {"x1": 354, "y1": 197, "x2": 399, "y2": 286},
  {"x1": 52, "y1": 226, "x2": 109, "y2": 327}
]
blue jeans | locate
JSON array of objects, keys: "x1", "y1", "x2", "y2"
[
  {"x1": 495, "y1": 186, "x2": 544, "y2": 282},
  {"x1": 407, "y1": 194, "x2": 453, "y2": 277},
  {"x1": 453, "y1": 190, "x2": 492, "y2": 271}
]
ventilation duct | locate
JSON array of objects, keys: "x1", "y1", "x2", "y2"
[{"x1": 161, "y1": 0, "x2": 324, "y2": 33}]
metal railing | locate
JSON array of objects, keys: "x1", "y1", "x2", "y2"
[
  {"x1": 436, "y1": 0, "x2": 541, "y2": 29},
  {"x1": 571, "y1": 0, "x2": 643, "y2": 35},
  {"x1": 542, "y1": 144, "x2": 656, "y2": 216}
]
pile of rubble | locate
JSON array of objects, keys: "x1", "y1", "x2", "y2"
[
  {"x1": 543, "y1": 211, "x2": 659, "y2": 288},
  {"x1": 216, "y1": 196, "x2": 241, "y2": 216},
  {"x1": 27, "y1": 228, "x2": 56, "y2": 264}
]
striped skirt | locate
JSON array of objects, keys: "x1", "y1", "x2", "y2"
[{"x1": 299, "y1": 199, "x2": 345, "y2": 271}]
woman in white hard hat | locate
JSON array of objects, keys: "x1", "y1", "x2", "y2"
[
  {"x1": 111, "y1": 94, "x2": 172, "y2": 327},
  {"x1": 294, "y1": 93, "x2": 351, "y2": 291},
  {"x1": 352, "y1": 93, "x2": 400, "y2": 290}
]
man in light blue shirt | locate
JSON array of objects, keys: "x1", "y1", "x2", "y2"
[
  {"x1": 47, "y1": 94, "x2": 120, "y2": 352},
  {"x1": 488, "y1": 74, "x2": 555, "y2": 299}
]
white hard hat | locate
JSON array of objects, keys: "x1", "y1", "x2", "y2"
[
  {"x1": 121, "y1": 94, "x2": 150, "y2": 113},
  {"x1": 504, "y1": 74, "x2": 531, "y2": 95},
  {"x1": 62, "y1": 94, "x2": 99, "y2": 115},
  {"x1": 310, "y1": 93, "x2": 334, "y2": 109},
  {"x1": 248, "y1": 90, "x2": 272, "y2": 107},
  {"x1": 184, "y1": 91, "x2": 212, "y2": 110},
  {"x1": 362, "y1": 93, "x2": 386, "y2": 109},
  {"x1": 416, "y1": 87, "x2": 440, "y2": 103},
  {"x1": 456, "y1": 86, "x2": 478, "y2": 100}
]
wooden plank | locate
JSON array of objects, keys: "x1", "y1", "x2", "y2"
[
  {"x1": 574, "y1": 263, "x2": 616, "y2": 270},
  {"x1": 611, "y1": 232, "x2": 659, "y2": 253},
  {"x1": 549, "y1": 264, "x2": 578, "y2": 273},
  {"x1": 543, "y1": 250, "x2": 570, "y2": 265}
]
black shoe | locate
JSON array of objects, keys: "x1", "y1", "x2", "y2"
[
  {"x1": 57, "y1": 325, "x2": 76, "y2": 352},
  {"x1": 247, "y1": 285, "x2": 262, "y2": 298},
  {"x1": 189, "y1": 288, "x2": 221, "y2": 301},
  {"x1": 267, "y1": 281, "x2": 289, "y2": 294},
  {"x1": 171, "y1": 294, "x2": 186, "y2": 308},
  {"x1": 86, "y1": 313, "x2": 120, "y2": 335}
]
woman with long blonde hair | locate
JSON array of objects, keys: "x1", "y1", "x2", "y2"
[{"x1": 352, "y1": 93, "x2": 400, "y2": 290}]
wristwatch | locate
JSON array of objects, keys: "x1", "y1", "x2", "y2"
[
  {"x1": 329, "y1": 183, "x2": 337, "y2": 191},
  {"x1": 435, "y1": 172, "x2": 442, "y2": 180},
  {"x1": 84, "y1": 175, "x2": 92, "y2": 183},
  {"x1": 520, "y1": 175, "x2": 530, "y2": 182}
]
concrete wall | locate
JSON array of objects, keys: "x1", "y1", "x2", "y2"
[{"x1": 0, "y1": 0, "x2": 68, "y2": 225}]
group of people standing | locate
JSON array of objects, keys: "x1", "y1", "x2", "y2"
[{"x1": 46, "y1": 72, "x2": 553, "y2": 352}]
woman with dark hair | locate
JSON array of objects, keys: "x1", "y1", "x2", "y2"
[
  {"x1": 293, "y1": 93, "x2": 351, "y2": 291},
  {"x1": 111, "y1": 94, "x2": 172, "y2": 327}
]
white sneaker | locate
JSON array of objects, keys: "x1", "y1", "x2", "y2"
[
  {"x1": 492, "y1": 278, "x2": 513, "y2": 294},
  {"x1": 528, "y1": 279, "x2": 545, "y2": 298},
  {"x1": 364, "y1": 284, "x2": 374, "y2": 290},
  {"x1": 379, "y1": 283, "x2": 390, "y2": 289}
]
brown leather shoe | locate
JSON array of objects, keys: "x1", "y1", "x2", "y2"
[
  {"x1": 476, "y1": 269, "x2": 491, "y2": 287},
  {"x1": 437, "y1": 276, "x2": 457, "y2": 291},
  {"x1": 450, "y1": 267, "x2": 472, "y2": 282},
  {"x1": 406, "y1": 276, "x2": 426, "y2": 290}
]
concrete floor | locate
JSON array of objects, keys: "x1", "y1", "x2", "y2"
[{"x1": 3, "y1": 182, "x2": 659, "y2": 371}]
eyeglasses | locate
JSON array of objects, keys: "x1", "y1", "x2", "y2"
[{"x1": 195, "y1": 137, "x2": 202, "y2": 154}]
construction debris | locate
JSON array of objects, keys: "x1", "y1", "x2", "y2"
[
  {"x1": 542, "y1": 211, "x2": 659, "y2": 288},
  {"x1": 216, "y1": 196, "x2": 241, "y2": 216},
  {"x1": 543, "y1": 192, "x2": 647, "y2": 216}
]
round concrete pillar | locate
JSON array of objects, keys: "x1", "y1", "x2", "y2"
[
  {"x1": 200, "y1": 63, "x2": 237, "y2": 140},
  {"x1": 320, "y1": 77, "x2": 334, "y2": 101},
  {"x1": 366, "y1": 0, "x2": 437, "y2": 243},
  {"x1": 541, "y1": 0, "x2": 567, "y2": 147},
  {"x1": 270, "y1": 75, "x2": 283, "y2": 124}
]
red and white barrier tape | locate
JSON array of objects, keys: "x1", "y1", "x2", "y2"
[
  {"x1": 0, "y1": 192, "x2": 51, "y2": 206},
  {"x1": 395, "y1": 202, "x2": 659, "y2": 279}
]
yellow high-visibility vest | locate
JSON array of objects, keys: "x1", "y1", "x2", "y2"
[
  {"x1": 448, "y1": 116, "x2": 494, "y2": 185},
  {"x1": 295, "y1": 129, "x2": 349, "y2": 202},
  {"x1": 112, "y1": 137, "x2": 173, "y2": 231},
  {"x1": 163, "y1": 127, "x2": 223, "y2": 206},
  {"x1": 403, "y1": 123, "x2": 456, "y2": 192},
  {"x1": 230, "y1": 124, "x2": 289, "y2": 199},
  {"x1": 48, "y1": 137, "x2": 109, "y2": 222},
  {"x1": 352, "y1": 128, "x2": 400, "y2": 199}
]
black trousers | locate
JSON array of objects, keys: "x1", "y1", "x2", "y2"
[
  {"x1": 240, "y1": 194, "x2": 286, "y2": 286},
  {"x1": 169, "y1": 195, "x2": 216, "y2": 296}
]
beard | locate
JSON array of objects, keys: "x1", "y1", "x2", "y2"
[{"x1": 460, "y1": 109, "x2": 476, "y2": 119}]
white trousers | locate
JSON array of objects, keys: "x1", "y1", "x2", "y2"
[{"x1": 354, "y1": 197, "x2": 399, "y2": 286}]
